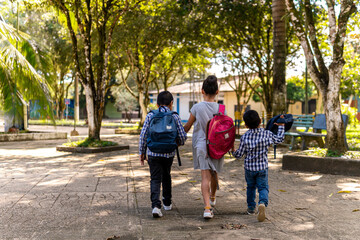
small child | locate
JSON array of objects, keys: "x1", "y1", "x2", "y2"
[
  {"x1": 139, "y1": 91, "x2": 187, "y2": 218},
  {"x1": 232, "y1": 110, "x2": 285, "y2": 222}
]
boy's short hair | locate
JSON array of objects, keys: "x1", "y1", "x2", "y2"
[
  {"x1": 202, "y1": 75, "x2": 218, "y2": 95},
  {"x1": 243, "y1": 110, "x2": 261, "y2": 129},
  {"x1": 157, "y1": 91, "x2": 174, "y2": 106}
]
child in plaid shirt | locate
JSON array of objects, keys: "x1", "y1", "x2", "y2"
[{"x1": 232, "y1": 110, "x2": 285, "y2": 222}]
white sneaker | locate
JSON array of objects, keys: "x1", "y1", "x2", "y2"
[
  {"x1": 203, "y1": 208, "x2": 214, "y2": 219},
  {"x1": 163, "y1": 204, "x2": 172, "y2": 211},
  {"x1": 152, "y1": 207, "x2": 163, "y2": 218},
  {"x1": 210, "y1": 197, "x2": 216, "y2": 207},
  {"x1": 257, "y1": 204, "x2": 266, "y2": 222}
]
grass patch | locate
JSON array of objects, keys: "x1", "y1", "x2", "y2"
[
  {"x1": 29, "y1": 119, "x2": 139, "y2": 128},
  {"x1": 29, "y1": 119, "x2": 87, "y2": 126},
  {"x1": 305, "y1": 147, "x2": 360, "y2": 159},
  {"x1": 63, "y1": 138, "x2": 118, "y2": 147}
]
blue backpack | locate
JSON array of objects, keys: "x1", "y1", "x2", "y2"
[
  {"x1": 265, "y1": 114, "x2": 294, "y2": 134},
  {"x1": 265, "y1": 114, "x2": 293, "y2": 159},
  {"x1": 147, "y1": 108, "x2": 178, "y2": 154}
]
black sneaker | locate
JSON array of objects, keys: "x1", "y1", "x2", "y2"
[{"x1": 247, "y1": 208, "x2": 256, "y2": 215}]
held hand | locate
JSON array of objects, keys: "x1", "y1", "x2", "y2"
[
  {"x1": 140, "y1": 154, "x2": 145, "y2": 166},
  {"x1": 275, "y1": 115, "x2": 285, "y2": 126}
]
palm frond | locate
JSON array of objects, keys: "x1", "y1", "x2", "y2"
[{"x1": 0, "y1": 17, "x2": 54, "y2": 120}]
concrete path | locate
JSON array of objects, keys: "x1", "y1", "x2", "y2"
[{"x1": 0, "y1": 133, "x2": 360, "y2": 239}]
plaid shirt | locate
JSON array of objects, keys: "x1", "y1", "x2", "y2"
[
  {"x1": 232, "y1": 126, "x2": 285, "y2": 171},
  {"x1": 139, "y1": 106, "x2": 187, "y2": 158}
]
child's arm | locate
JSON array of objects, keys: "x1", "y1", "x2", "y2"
[
  {"x1": 184, "y1": 113, "x2": 196, "y2": 133},
  {"x1": 272, "y1": 125, "x2": 285, "y2": 144},
  {"x1": 173, "y1": 114, "x2": 187, "y2": 146},
  {"x1": 232, "y1": 138, "x2": 246, "y2": 159},
  {"x1": 139, "y1": 113, "x2": 152, "y2": 165}
]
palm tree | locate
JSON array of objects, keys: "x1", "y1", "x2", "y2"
[
  {"x1": 272, "y1": 0, "x2": 287, "y2": 115},
  {"x1": 0, "y1": 13, "x2": 53, "y2": 131}
]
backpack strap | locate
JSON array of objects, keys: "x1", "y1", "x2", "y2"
[{"x1": 218, "y1": 104, "x2": 225, "y2": 115}]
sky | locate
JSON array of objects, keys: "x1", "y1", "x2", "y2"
[{"x1": 206, "y1": 57, "x2": 305, "y2": 79}]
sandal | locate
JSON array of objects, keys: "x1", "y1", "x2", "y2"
[{"x1": 203, "y1": 206, "x2": 214, "y2": 219}]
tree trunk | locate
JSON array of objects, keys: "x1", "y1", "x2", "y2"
[
  {"x1": 84, "y1": 85, "x2": 98, "y2": 139},
  {"x1": 138, "y1": 90, "x2": 148, "y2": 125},
  {"x1": 324, "y1": 63, "x2": 347, "y2": 153},
  {"x1": 272, "y1": 0, "x2": 287, "y2": 115}
]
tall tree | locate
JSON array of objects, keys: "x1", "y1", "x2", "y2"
[
  {"x1": 286, "y1": 0, "x2": 358, "y2": 153},
  {"x1": 272, "y1": 0, "x2": 287, "y2": 115},
  {"x1": 49, "y1": 0, "x2": 141, "y2": 139},
  {"x1": 115, "y1": 0, "x2": 200, "y2": 124}
]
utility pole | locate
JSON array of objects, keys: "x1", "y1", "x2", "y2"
[{"x1": 71, "y1": 74, "x2": 79, "y2": 136}]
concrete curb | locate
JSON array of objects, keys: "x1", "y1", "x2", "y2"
[
  {"x1": 56, "y1": 145, "x2": 129, "y2": 153},
  {"x1": 0, "y1": 132, "x2": 67, "y2": 142},
  {"x1": 282, "y1": 153, "x2": 360, "y2": 176}
]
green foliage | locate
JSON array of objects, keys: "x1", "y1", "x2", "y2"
[
  {"x1": 341, "y1": 103, "x2": 360, "y2": 126},
  {"x1": 306, "y1": 147, "x2": 360, "y2": 159},
  {"x1": 64, "y1": 138, "x2": 118, "y2": 148},
  {"x1": 147, "y1": 103, "x2": 158, "y2": 111},
  {"x1": 0, "y1": 12, "x2": 53, "y2": 120},
  {"x1": 286, "y1": 76, "x2": 314, "y2": 103},
  {"x1": 342, "y1": 31, "x2": 360, "y2": 98}
]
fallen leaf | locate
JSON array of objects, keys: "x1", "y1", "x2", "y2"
[
  {"x1": 221, "y1": 223, "x2": 247, "y2": 230},
  {"x1": 195, "y1": 198, "x2": 201, "y2": 200},
  {"x1": 311, "y1": 184, "x2": 317, "y2": 186},
  {"x1": 278, "y1": 189, "x2": 287, "y2": 192},
  {"x1": 328, "y1": 193, "x2": 333, "y2": 198},
  {"x1": 179, "y1": 173, "x2": 188, "y2": 175},
  {"x1": 198, "y1": 227, "x2": 202, "y2": 230},
  {"x1": 188, "y1": 180, "x2": 197, "y2": 183},
  {"x1": 295, "y1": 207, "x2": 308, "y2": 210},
  {"x1": 338, "y1": 190, "x2": 352, "y2": 193},
  {"x1": 352, "y1": 209, "x2": 360, "y2": 212}
]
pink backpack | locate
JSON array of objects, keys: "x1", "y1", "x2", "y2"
[{"x1": 206, "y1": 104, "x2": 236, "y2": 160}]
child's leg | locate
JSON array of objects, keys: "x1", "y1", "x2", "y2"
[
  {"x1": 210, "y1": 171, "x2": 218, "y2": 199},
  {"x1": 245, "y1": 169, "x2": 257, "y2": 210},
  {"x1": 201, "y1": 170, "x2": 212, "y2": 208},
  {"x1": 148, "y1": 156, "x2": 163, "y2": 209},
  {"x1": 161, "y1": 157, "x2": 174, "y2": 207},
  {"x1": 256, "y1": 168, "x2": 269, "y2": 206}
]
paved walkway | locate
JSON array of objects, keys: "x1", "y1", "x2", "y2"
[{"x1": 0, "y1": 132, "x2": 360, "y2": 239}]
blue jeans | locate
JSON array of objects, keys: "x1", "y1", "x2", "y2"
[
  {"x1": 245, "y1": 168, "x2": 269, "y2": 210},
  {"x1": 148, "y1": 156, "x2": 174, "y2": 209}
]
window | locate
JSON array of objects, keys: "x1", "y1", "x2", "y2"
[{"x1": 189, "y1": 101, "x2": 197, "y2": 111}]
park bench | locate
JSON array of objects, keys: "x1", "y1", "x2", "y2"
[{"x1": 285, "y1": 114, "x2": 348, "y2": 150}]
